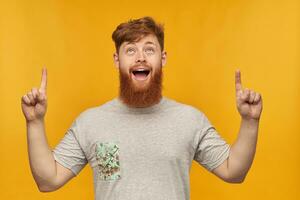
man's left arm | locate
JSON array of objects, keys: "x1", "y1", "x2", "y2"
[{"x1": 212, "y1": 69, "x2": 263, "y2": 183}]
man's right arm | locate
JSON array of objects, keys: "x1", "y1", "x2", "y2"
[
  {"x1": 26, "y1": 119, "x2": 75, "y2": 192},
  {"x1": 22, "y1": 68, "x2": 75, "y2": 192}
]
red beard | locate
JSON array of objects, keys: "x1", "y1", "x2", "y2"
[{"x1": 118, "y1": 65, "x2": 163, "y2": 108}]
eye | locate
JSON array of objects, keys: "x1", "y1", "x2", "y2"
[
  {"x1": 145, "y1": 47, "x2": 155, "y2": 54},
  {"x1": 126, "y1": 48, "x2": 136, "y2": 55}
]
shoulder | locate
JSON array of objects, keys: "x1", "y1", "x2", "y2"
[
  {"x1": 74, "y1": 98, "x2": 116, "y2": 123},
  {"x1": 164, "y1": 97, "x2": 207, "y2": 121},
  {"x1": 164, "y1": 97, "x2": 214, "y2": 131}
]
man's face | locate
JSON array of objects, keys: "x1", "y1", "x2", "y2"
[{"x1": 113, "y1": 34, "x2": 167, "y2": 107}]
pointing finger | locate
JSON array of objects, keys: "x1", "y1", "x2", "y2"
[
  {"x1": 235, "y1": 69, "x2": 243, "y2": 94},
  {"x1": 40, "y1": 67, "x2": 47, "y2": 93}
]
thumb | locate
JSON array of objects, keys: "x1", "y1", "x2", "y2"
[
  {"x1": 37, "y1": 90, "x2": 47, "y2": 104},
  {"x1": 241, "y1": 89, "x2": 250, "y2": 102}
]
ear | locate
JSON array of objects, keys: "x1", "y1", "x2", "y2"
[
  {"x1": 113, "y1": 52, "x2": 120, "y2": 69},
  {"x1": 161, "y1": 50, "x2": 167, "y2": 67}
]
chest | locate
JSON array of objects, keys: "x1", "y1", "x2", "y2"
[{"x1": 81, "y1": 114, "x2": 196, "y2": 180}]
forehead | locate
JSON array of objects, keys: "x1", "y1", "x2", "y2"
[{"x1": 121, "y1": 34, "x2": 159, "y2": 47}]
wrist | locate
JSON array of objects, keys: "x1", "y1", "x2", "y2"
[
  {"x1": 26, "y1": 118, "x2": 45, "y2": 126},
  {"x1": 241, "y1": 117, "x2": 260, "y2": 126}
]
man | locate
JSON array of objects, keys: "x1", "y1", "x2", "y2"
[{"x1": 21, "y1": 16, "x2": 263, "y2": 199}]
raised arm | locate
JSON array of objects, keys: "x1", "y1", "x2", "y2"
[
  {"x1": 212, "y1": 69, "x2": 263, "y2": 183},
  {"x1": 21, "y1": 68, "x2": 75, "y2": 192}
]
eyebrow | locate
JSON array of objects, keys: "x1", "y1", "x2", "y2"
[
  {"x1": 144, "y1": 41, "x2": 156, "y2": 46},
  {"x1": 124, "y1": 41, "x2": 156, "y2": 47}
]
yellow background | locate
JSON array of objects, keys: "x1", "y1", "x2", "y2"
[{"x1": 0, "y1": 0, "x2": 299, "y2": 199}]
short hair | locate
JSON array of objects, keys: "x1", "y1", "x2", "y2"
[{"x1": 112, "y1": 16, "x2": 164, "y2": 53}]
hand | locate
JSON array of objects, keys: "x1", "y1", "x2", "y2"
[
  {"x1": 21, "y1": 68, "x2": 48, "y2": 122},
  {"x1": 235, "y1": 69, "x2": 263, "y2": 121}
]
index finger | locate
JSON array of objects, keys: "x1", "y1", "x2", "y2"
[
  {"x1": 40, "y1": 67, "x2": 47, "y2": 92},
  {"x1": 235, "y1": 69, "x2": 243, "y2": 93}
]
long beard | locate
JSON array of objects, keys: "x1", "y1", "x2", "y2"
[{"x1": 118, "y1": 66, "x2": 163, "y2": 108}]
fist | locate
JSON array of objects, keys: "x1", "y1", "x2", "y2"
[{"x1": 21, "y1": 68, "x2": 48, "y2": 122}]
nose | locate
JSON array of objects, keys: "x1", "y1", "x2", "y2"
[{"x1": 135, "y1": 50, "x2": 146, "y2": 64}]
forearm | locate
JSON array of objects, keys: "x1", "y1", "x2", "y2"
[
  {"x1": 227, "y1": 118, "x2": 259, "y2": 182},
  {"x1": 26, "y1": 119, "x2": 56, "y2": 189}
]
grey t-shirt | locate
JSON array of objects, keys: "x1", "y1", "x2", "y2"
[{"x1": 52, "y1": 96, "x2": 230, "y2": 200}]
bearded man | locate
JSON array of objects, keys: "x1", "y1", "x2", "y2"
[{"x1": 22, "y1": 16, "x2": 263, "y2": 199}]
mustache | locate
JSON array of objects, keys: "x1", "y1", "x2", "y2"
[{"x1": 130, "y1": 63, "x2": 152, "y2": 72}]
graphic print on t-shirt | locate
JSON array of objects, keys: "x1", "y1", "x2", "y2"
[{"x1": 95, "y1": 141, "x2": 121, "y2": 181}]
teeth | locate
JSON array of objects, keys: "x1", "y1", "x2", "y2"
[{"x1": 136, "y1": 68, "x2": 147, "y2": 71}]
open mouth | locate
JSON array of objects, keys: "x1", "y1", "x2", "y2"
[{"x1": 131, "y1": 68, "x2": 151, "y2": 81}]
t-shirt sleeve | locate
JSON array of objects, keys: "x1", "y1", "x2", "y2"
[
  {"x1": 193, "y1": 112, "x2": 231, "y2": 172},
  {"x1": 52, "y1": 119, "x2": 88, "y2": 176}
]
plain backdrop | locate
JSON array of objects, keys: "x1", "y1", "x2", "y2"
[{"x1": 0, "y1": 0, "x2": 299, "y2": 199}]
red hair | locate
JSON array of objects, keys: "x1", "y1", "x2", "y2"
[{"x1": 112, "y1": 16, "x2": 164, "y2": 53}]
